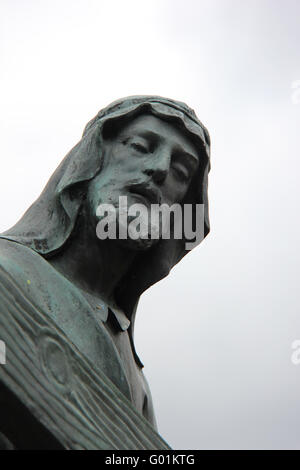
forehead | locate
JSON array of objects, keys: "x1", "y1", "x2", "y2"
[{"x1": 118, "y1": 114, "x2": 199, "y2": 160}]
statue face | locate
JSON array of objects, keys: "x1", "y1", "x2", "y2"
[{"x1": 87, "y1": 114, "x2": 199, "y2": 250}]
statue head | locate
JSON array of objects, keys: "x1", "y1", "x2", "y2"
[
  {"x1": 1, "y1": 96, "x2": 211, "y2": 320},
  {"x1": 86, "y1": 112, "x2": 202, "y2": 252}
]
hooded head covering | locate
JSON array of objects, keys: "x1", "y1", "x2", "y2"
[{"x1": 1, "y1": 95, "x2": 211, "y2": 324}]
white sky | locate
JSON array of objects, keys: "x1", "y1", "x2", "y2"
[{"x1": 1, "y1": 0, "x2": 300, "y2": 449}]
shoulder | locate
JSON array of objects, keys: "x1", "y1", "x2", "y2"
[
  {"x1": 0, "y1": 238, "x2": 40, "y2": 318},
  {"x1": 0, "y1": 237, "x2": 132, "y2": 400},
  {"x1": 0, "y1": 237, "x2": 46, "y2": 290},
  {"x1": 0, "y1": 238, "x2": 71, "y2": 320}
]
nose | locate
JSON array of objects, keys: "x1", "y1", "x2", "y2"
[
  {"x1": 144, "y1": 150, "x2": 170, "y2": 185},
  {"x1": 144, "y1": 167, "x2": 167, "y2": 184}
]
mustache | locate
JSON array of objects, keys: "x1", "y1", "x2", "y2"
[{"x1": 127, "y1": 182, "x2": 162, "y2": 205}]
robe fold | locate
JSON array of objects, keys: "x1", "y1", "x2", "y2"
[{"x1": 0, "y1": 238, "x2": 170, "y2": 450}]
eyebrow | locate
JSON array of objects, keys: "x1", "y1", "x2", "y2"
[
  {"x1": 126, "y1": 129, "x2": 199, "y2": 164},
  {"x1": 131, "y1": 130, "x2": 161, "y2": 144}
]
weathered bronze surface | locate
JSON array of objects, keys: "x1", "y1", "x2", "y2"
[{"x1": 0, "y1": 96, "x2": 210, "y2": 449}]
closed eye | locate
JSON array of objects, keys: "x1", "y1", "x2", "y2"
[
  {"x1": 130, "y1": 142, "x2": 148, "y2": 153},
  {"x1": 172, "y1": 165, "x2": 191, "y2": 181},
  {"x1": 171, "y1": 150, "x2": 197, "y2": 182},
  {"x1": 122, "y1": 137, "x2": 150, "y2": 154}
]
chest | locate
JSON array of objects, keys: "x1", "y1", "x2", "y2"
[{"x1": 103, "y1": 316, "x2": 149, "y2": 417}]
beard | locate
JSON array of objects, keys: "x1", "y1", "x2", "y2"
[
  {"x1": 87, "y1": 178, "x2": 169, "y2": 251},
  {"x1": 95, "y1": 197, "x2": 163, "y2": 252}
]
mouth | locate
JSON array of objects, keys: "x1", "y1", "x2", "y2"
[{"x1": 128, "y1": 184, "x2": 161, "y2": 205}]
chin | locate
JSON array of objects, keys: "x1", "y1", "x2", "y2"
[{"x1": 114, "y1": 210, "x2": 161, "y2": 250}]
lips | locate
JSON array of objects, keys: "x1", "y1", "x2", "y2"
[{"x1": 129, "y1": 184, "x2": 161, "y2": 205}]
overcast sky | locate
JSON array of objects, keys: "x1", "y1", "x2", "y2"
[{"x1": 1, "y1": 0, "x2": 300, "y2": 449}]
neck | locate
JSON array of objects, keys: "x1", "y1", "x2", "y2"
[{"x1": 48, "y1": 214, "x2": 136, "y2": 308}]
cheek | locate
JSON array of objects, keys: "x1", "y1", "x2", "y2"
[
  {"x1": 113, "y1": 153, "x2": 144, "y2": 175},
  {"x1": 86, "y1": 173, "x2": 115, "y2": 209},
  {"x1": 162, "y1": 175, "x2": 190, "y2": 204},
  {"x1": 108, "y1": 144, "x2": 149, "y2": 175}
]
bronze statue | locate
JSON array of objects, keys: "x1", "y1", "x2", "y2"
[{"x1": 0, "y1": 96, "x2": 210, "y2": 449}]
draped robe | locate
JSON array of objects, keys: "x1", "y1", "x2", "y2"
[{"x1": 0, "y1": 96, "x2": 210, "y2": 449}]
